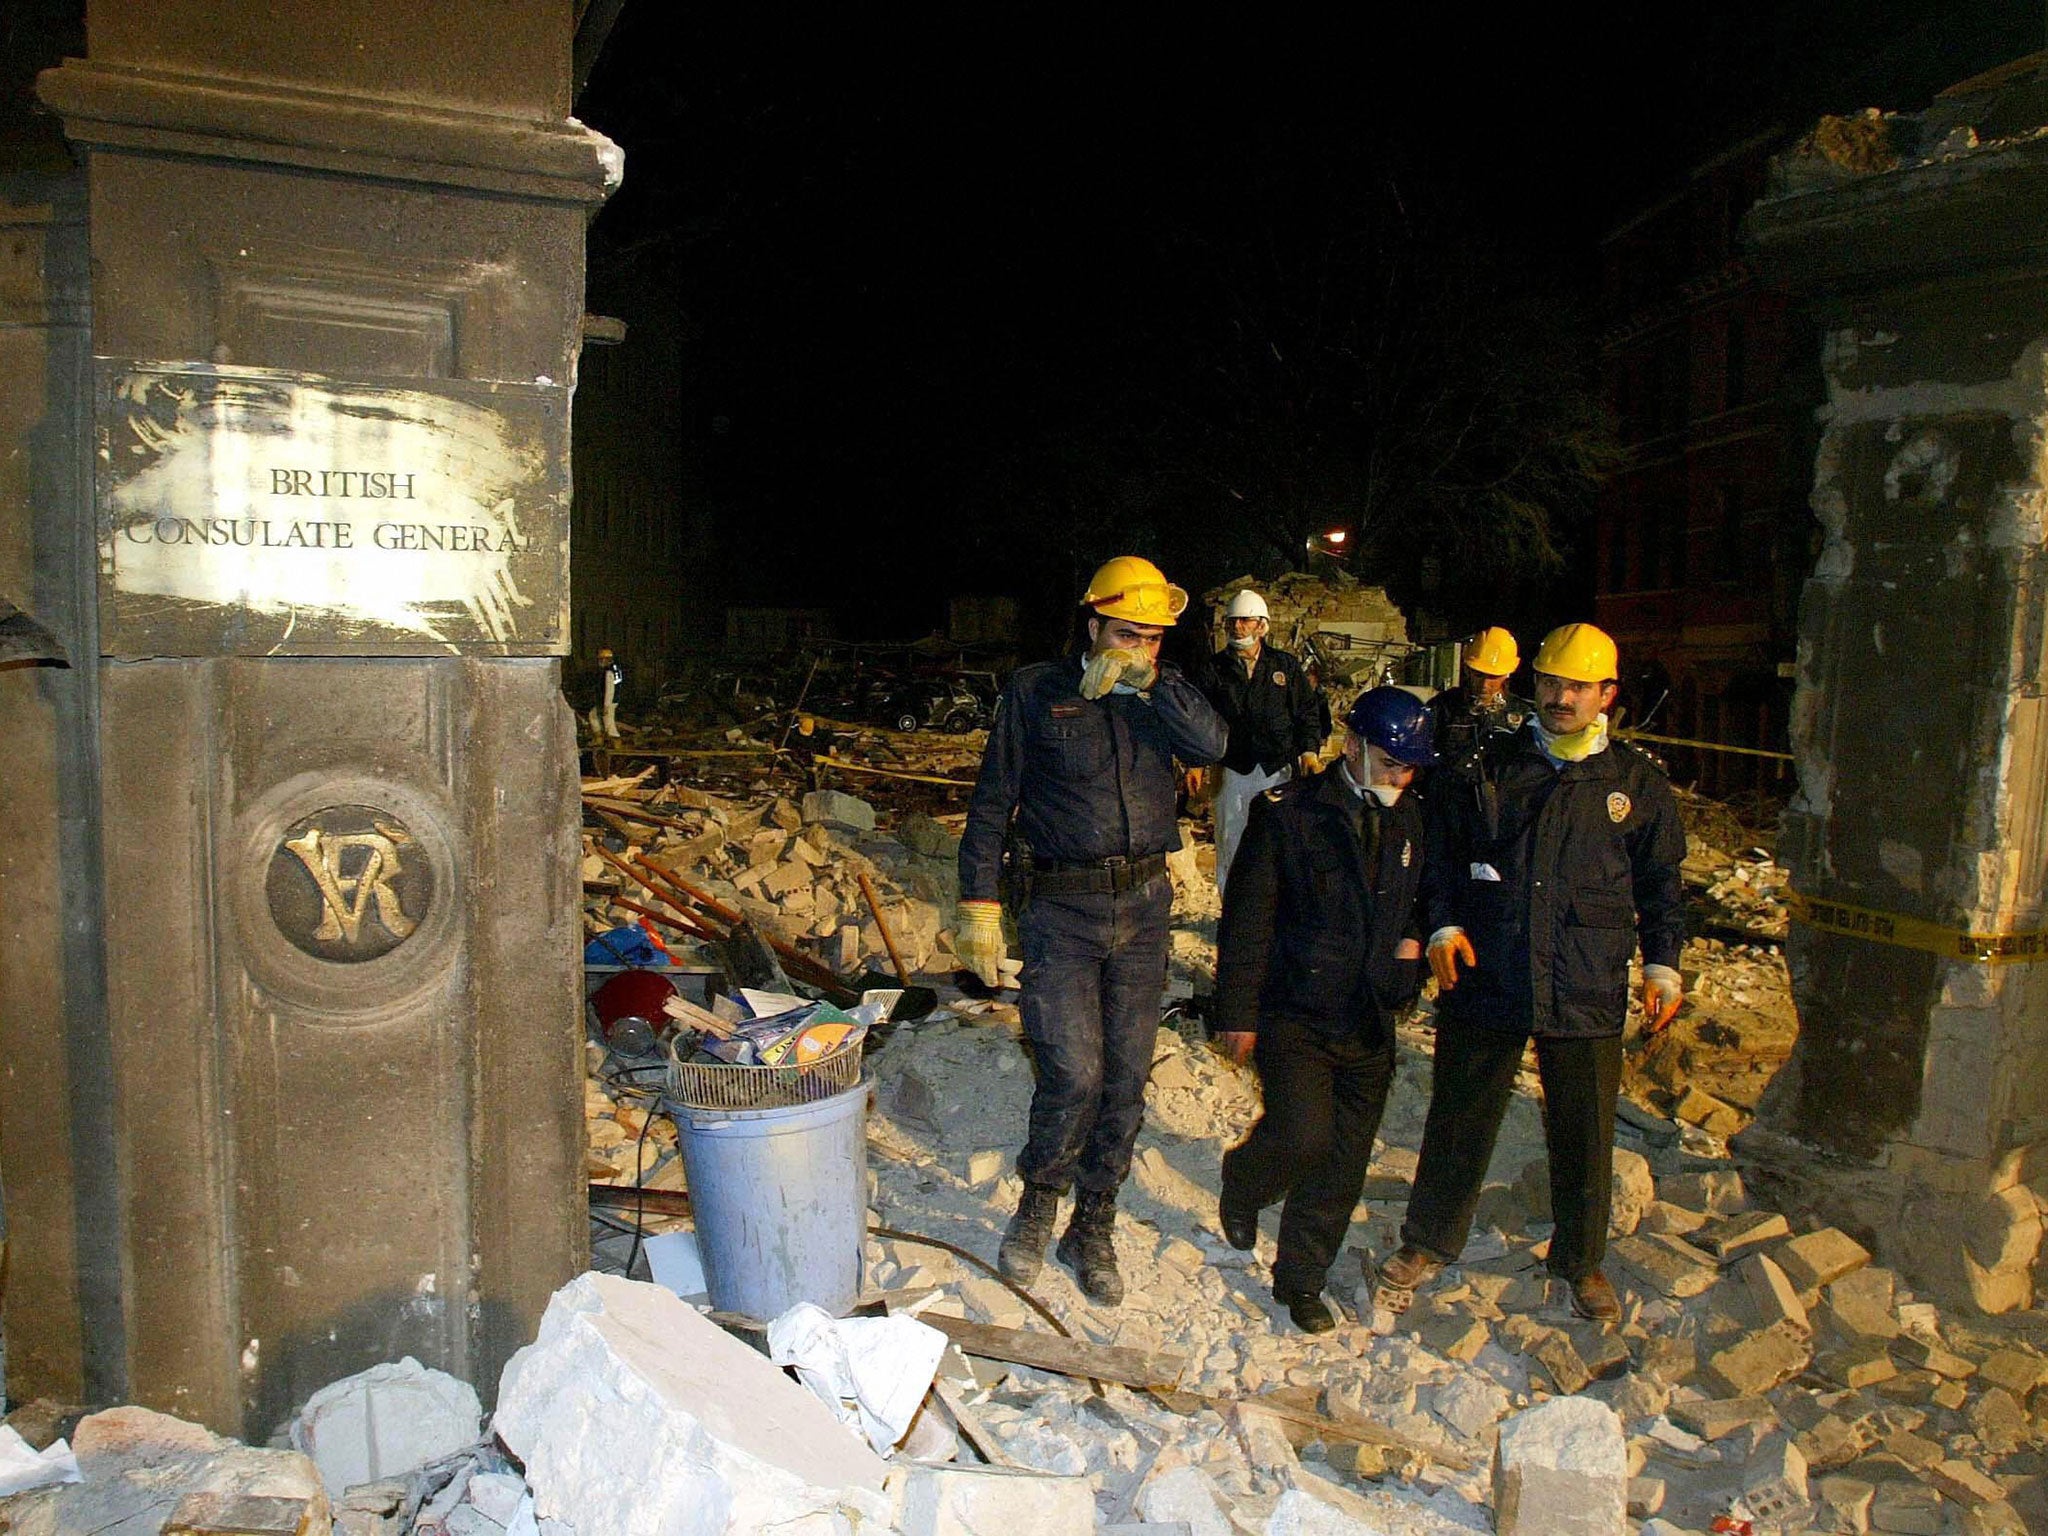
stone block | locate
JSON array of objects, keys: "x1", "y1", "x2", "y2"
[
  {"x1": 1265, "y1": 1469, "x2": 1406, "y2": 1536},
  {"x1": 1932, "y1": 1378, "x2": 1968, "y2": 1410},
  {"x1": 1640, "y1": 1201, "x2": 1707, "y2": 1236},
  {"x1": 1740, "y1": 1432, "x2": 1809, "y2": 1524},
  {"x1": 1670, "y1": 1085, "x2": 1744, "y2": 1137},
  {"x1": 1625, "y1": 1474, "x2": 1665, "y2": 1516},
  {"x1": 1869, "y1": 1480, "x2": 1943, "y2": 1535},
  {"x1": 1611, "y1": 1147, "x2": 1655, "y2": 1236},
  {"x1": 1729, "y1": 1252, "x2": 1808, "y2": 1334},
  {"x1": 1637, "y1": 1335, "x2": 1696, "y2": 1388},
  {"x1": 493, "y1": 1273, "x2": 887, "y2": 1535},
  {"x1": 1569, "y1": 1325, "x2": 1633, "y2": 1382},
  {"x1": 1880, "y1": 1429, "x2": 1944, "y2": 1472},
  {"x1": 1701, "y1": 1322, "x2": 1811, "y2": 1398},
  {"x1": 1817, "y1": 1340, "x2": 1897, "y2": 1389},
  {"x1": 1963, "y1": 1184, "x2": 2042, "y2": 1273},
  {"x1": 1667, "y1": 1396, "x2": 1776, "y2": 1441},
  {"x1": 1693, "y1": 1210, "x2": 1790, "y2": 1262},
  {"x1": 1794, "y1": 1410, "x2": 1879, "y2": 1472},
  {"x1": 1928, "y1": 1458, "x2": 2007, "y2": 1509},
  {"x1": 896, "y1": 1462, "x2": 1096, "y2": 1536},
  {"x1": 761, "y1": 861, "x2": 813, "y2": 899},
  {"x1": 1611, "y1": 1233, "x2": 1719, "y2": 1298},
  {"x1": 1135, "y1": 1463, "x2": 1234, "y2": 1536},
  {"x1": 802, "y1": 790, "x2": 877, "y2": 833},
  {"x1": 1491, "y1": 1396, "x2": 1627, "y2": 1536},
  {"x1": 1774, "y1": 1228, "x2": 1870, "y2": 1295},
  {"x1": 1968, "y1": 1386, "x2": 2029, "y2": 1455},
  {"x1": 1822, "y1": 1266, "x2": 1900, "y2": 1342},
  {"x1": 1429, "y1": 1374, "x2": 1509, "y2": 1439},
  {"x1": 289, "y1": 1358, "x2": 482, "y2": 1501},
  {"x1": 1657, "y1": 1169, "x2": 1747, "y2": 1214},
  {"x1": 1816, "y1": 1474, "x2": 1875, "y2": 1534},
  {"x1": 956, "y1": 1277, "x2": 1029, "y2": 1330},
  {"x1": 1976, "y1": 1348, "x2": 2046, "y2": 1396},
  {"x1": 1420, "y1": 1314, "x2": 1491, "y2": 1363},
  {"x1": 1533, "y1": 1332, "x2": 1593, "y2": 1395},
  {"x1": 1890, "y1": 1333, "x2": 1974, "y2": 1379}
]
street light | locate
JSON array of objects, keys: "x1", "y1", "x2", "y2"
[{"x1": 1306, "y1": 528, "x2": 1350, "y2": 562}]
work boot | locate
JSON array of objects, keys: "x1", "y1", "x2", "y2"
[
  {"x1": 1275, "y1": 1288, "x2": 1336, "y2": 1335},
  {"x1": 1376, "y1": 1244, "x2": 1444, "y2": 1292},
  {"x1": 1566, "y1": 1268, "x2": 1622, "y2": 1324},
  {"x1": 998, "y1": 1182, "x2": 1062, "y2": 1285},
  {"x1": 1055, "y1": 1188, "x2": 1124, "y2": 1305}
]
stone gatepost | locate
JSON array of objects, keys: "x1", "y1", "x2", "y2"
[
  {"x1": 0, "y1": 5, "x2": 617, "y2": 1435},
  {"x1": 1746, "y1": 83, "x2": 2048, "y2": 1312}
]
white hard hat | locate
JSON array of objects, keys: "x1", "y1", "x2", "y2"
[{"x1": 1224, "y1": 589, "x2": 1269, "y2": 621}]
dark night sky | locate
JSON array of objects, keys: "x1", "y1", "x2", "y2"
[{"x1": 576, "y1": 3, "x2": 2039, "y2": 646}]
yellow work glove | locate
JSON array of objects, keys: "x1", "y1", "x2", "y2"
[
  {"x1": 1427, "y1": 927, "x2": 1475, "y2": 991},
  {"x1": 1079, "y1": 646, "x2": 1158, "y2": 700},
  {"x1": 955, "y1": 900, "x2": 1009, "y2": 988},
  {"x1": 1641, "y1": 964, "x2": 1683, "y2": 1033}
]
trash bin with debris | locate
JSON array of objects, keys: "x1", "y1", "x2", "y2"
[{"x1": 662, "y1": 1031, "x2": 868, "y2": 1322}]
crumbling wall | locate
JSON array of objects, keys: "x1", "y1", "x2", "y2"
[{"x1": 1750, "y1": 115, "x2": 2048, "y2": 1312}]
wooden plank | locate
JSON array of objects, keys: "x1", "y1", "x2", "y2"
[
  {"x1": 917, "y1": 1313, "x2": 1187, "y2": 1391},
  {"x1": 1161, "y1": 1389, "x2": 1474, "y2": 1473},
  {"x1": 932, "y1": 1375, "x2": 1025, "y2": 1469}
]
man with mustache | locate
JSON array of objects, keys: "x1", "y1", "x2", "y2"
[{"x1": 1377, "y1": 623, "x2": 1684, "y2": 1322}]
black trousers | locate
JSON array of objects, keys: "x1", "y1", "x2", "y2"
[
  {"x1": 1221, "y1": 1014, "x2": 1395, "y2": 1295},
  {"x1": 1400, "y1": 1015, "x2": 1623, "y2": 1282}
]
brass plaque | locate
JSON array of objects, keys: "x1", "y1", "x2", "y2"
[
  {"x1": 266, "y1": 805, "x2": 434, "y2": 962},
  {"x1": 96, "y1": 362, "x2": 569, "y2": 656}
]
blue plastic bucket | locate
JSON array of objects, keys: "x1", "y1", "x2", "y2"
[{"x1": 664, "y1": 1079, "x2": 867, "y2": 1320}]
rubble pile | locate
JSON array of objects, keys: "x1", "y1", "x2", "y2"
[{"x1": 580, "y1": 775, "x2": 964, "y2": 984}]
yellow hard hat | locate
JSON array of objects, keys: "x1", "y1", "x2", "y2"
[
  {"x1": 1081, "y1": 555, "x2": 1188, "y2": 626},
  {"x1": 1465, "y1": 626, "x2": 1519, "y2": 677},
  {"x1": 1532, "y1": 622, "x2": 1618, "y2": 683}
]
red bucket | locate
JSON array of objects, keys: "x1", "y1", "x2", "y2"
[{"x1": 591, "y1": 969, "x2": 678, "y2": 1056}]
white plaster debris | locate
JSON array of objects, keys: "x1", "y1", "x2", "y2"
[
  {"x1": 289, "y1": 1355, "x2": 482, "y2": 1500},
  {"x1": 493, "y1": 1273, "x2": 887, "y2": 1536},
  {"x1": 1491, "y1": 1397, "x2": 1627, "y2": 1536},
  {"x1": 768, "y1": 1301, "x2": 949, "y2": 1454},
  {"x1": 0, "y1": 1426, "x2": 80, "y2": 1498},
  {"x1": 893, "y1": 1461, "x2": 1096, "y2": 1535}
]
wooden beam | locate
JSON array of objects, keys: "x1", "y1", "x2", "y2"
[{"x1": 916, "y1": 1313, "x2": 1187, "y2": 1391}]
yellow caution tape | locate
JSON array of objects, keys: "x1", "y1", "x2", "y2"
[
  {"x1": 1615, "y1": 728, "x2": 1795, "y2": 763},
  {"x1": 1786, "y1": 889, "x2": 2048, "y2": 964}
]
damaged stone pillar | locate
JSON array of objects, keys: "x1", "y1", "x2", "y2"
[
  {"x1": 1746, "y1": 83, "x2": 2048, "y2": 1313},
  {"x1": 0, "y1": 4, "x2": 617, "y2": 1434}
]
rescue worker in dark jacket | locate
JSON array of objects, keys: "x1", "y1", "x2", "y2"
[
  {"x1": 1378, "y1": 623, "x2": 1685, "y2": 1322},
  {"x1": 1190, "y1": 588, "x2": 1328, "y2": 898},
  {"x1": 1426, "y1": 625, "x2": 1532, "y2": 763},
  {"x1": 957, "y1": 556, "x2": 1228, "y2": 1305},
  {"x1": 1211, "y1": 687, "x2": 1435, "y2": 1332}
]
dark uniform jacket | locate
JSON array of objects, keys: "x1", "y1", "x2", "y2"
[
  {"x1": 1427, "y1": 685, "x2": 1532, "y2": 762},
  {"x1": 1212, "y1": 767, "x2": 1427, "y2": 1041},
  {"x1": 1195, "y1": 645, "x2": 1325, "y2": 775},
  {"x1": 959, "y1": 658, "x2": 1228, "y2": 903},
  {"x1": 1422, "y1": 726, "x2": 1685, "y2": 1040}
]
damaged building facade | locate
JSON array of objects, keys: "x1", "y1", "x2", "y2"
[
  {"x1": 1747, "y1": 66, "x2": 2048, "y2": 1316},
  {"x1": 0, "y1": 2, "x2": 613, "y2": 1435}
]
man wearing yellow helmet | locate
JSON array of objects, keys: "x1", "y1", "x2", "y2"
[
  {"x1": 1427, "y1": 625, "x2": 1532, "y2": 764},
  {"x1": 1376, "y1": 622, "x2": 1685, "y2": 1324},
  {"x1": 957, "y1": 556, "x2": 1227, "y2": 1305}
]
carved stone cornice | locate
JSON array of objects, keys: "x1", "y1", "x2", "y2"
[{"x1": 37, "y1": 59, "x2": 621, "y2": 205}]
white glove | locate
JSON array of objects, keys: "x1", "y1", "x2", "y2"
[{"x1": 1641, "y1": 964, "x2": 1683, "y2": 1032}]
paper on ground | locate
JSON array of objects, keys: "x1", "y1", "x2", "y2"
[
  {"x1": 644, "y1": 1230, "x2": 709, "y2": 1300},
  {"x1": 767, "y1": 1302, "x2": 948, "y2": 1454},
  {"x1": 0, "y1": 1425, "x2": 82, "y2": 1497}
]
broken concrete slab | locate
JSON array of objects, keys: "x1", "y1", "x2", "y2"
[
  {"x1": 1731, "y1": 1252, "x2": 1808, "y2": 1333},
  {"x1": 1869, "y1": 1478, "x2": 1944, "y2": 1535},
  {"x1": 1739, "y1": 1433, "x2": 1809, "y2": 1525},
  {"x1": 893, "y1": 1462, "x2": 1096, "y2": 1536},
  {"x1": 1822, "y1": 1265, "x2": 1900, "y2": 1342},
  {"x1": 1135, "y1": 1464, "x2": 1234, "y2": 1536},
  {"x1": 0, "y1": 1407, "x2": 330, "y2": 1536},
  {"x1": 1491, "y1": 1396, "x2": 1627, "y2": 1536},
  {"x1": 493, "y1": 1273, "x2": 887, "y2": 1536},
  {"x1": 1692, "y1": 1210, "x2": 1790, "y2": 1262},
  {"x1": 1773, "y1": 1227, "x2": 1871, "y2": 1295},
  {"x1": 1700, "y1": 1322, "x2": 1812, "y2": 1398},
  {"x1": 1975, "y1": 1347, "x2": 2046, "y2": 1397},
  {"x1": 1428, "y1": 1374, "x2": 1509, "y2": 1440},
  {"x1": 1667, "y1": 1396, "x2": 1776, "y2": 1442},
  {"x1": 1610, "y1": 1233, "x2": 1719, "y2": 1298},
  {"x1": 289, "y1": 1357, "x2": 482, "y2": 1500},
  {"x1": 802, "y1": 789, "x2": 877, "y2": 833}
]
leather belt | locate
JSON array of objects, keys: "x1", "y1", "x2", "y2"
[{"x1": 1029, "y1": 852, "x2": 1168, "y2": 895}]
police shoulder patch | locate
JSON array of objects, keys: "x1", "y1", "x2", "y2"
[
  {"x1": 1271, "y1": 670, "x2": 1286, "y2": 686},
  {"x1": 1607, "y1": 790, "x2": 1631, "y2": 823}
]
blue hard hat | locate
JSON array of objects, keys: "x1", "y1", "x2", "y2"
[{"x1": 1345, "y1": 685, "x2": 1437, "y2": 766}]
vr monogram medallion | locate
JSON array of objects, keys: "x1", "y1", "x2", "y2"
[{"x1": 266, "y1": 805, "x2": 434, "y2": 962}]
